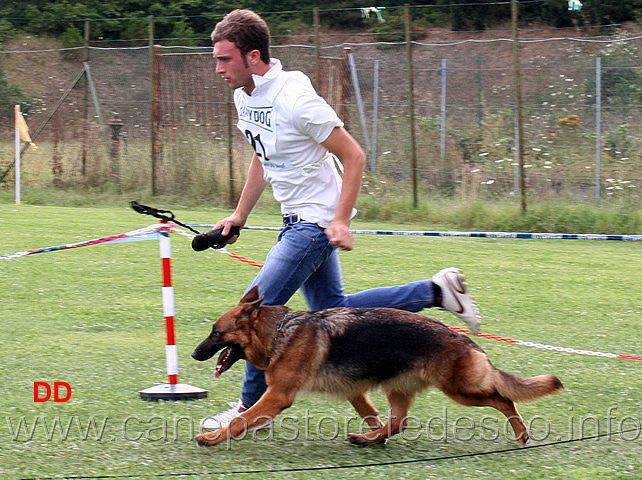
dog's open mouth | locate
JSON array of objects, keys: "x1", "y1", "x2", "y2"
[{"x1": 215, "y1": 344, "x2": 244, "y2": 378}]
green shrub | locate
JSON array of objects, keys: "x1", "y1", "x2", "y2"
[
  {"x1": 0, "y1": 60, "x2": 30, "y2": 117},
  {"x1": 60, "y1": 25, "x2": 83, "y2": 59}
]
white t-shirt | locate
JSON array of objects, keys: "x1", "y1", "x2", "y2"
[{"x1": 234, "y1": 59, "x2": 355, "y2": 228}]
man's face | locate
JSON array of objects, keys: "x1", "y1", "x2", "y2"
[{"x1": 213, "y1": 39, "x2": 252, "y2": 91}]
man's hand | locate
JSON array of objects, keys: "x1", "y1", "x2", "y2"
[
  {"x1": 326, "y1": 222, "x2": 354, "y2": 251},
  {"x1": 213, "y1": 215, "x2": 244, "y2": 246}
]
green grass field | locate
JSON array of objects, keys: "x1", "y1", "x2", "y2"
[{"x1": 1, "y1": 204, "x2": 640, "y2": 479}]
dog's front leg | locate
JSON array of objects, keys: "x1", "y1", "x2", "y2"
[
  {"x1": 196, "y1": 389, "x2": 295, "y2": 447},
  {"x1": 348, "y1": 393, "x2": 384, "y2": 431},
  {"x1": 349, "y1": 390, "x2": 413, "y2": 446},
  {"x1": 195, "y1": 415, "x2": 263, "y2": 447}
]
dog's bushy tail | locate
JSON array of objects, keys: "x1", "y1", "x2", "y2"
[{"x1": 495, "y1": 371, "x2": 563, "y2": 403}]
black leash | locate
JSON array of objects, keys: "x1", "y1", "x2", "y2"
[
  {"x1": 129, "y1": 201, "x2": 240, "y2": 250},
  {"x1": 129, "y1": 200, "x2": 201, "y2": 235}
]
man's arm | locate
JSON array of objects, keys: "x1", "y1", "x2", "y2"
[
  {"x1": 321, "y1": 126, "x2": 366, "y2": 251},
  {"x1": 216, "y1": 153, "x2": 267, "y2": 242}
]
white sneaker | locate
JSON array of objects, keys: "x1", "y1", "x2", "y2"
[
  {"x1": 432, "y1": 267, "x2": 481, "y2": 334},
  {"x1": 200, "y1": 400, "x2": 272, "y2": 432}
]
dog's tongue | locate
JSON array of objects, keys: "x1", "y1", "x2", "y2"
[{"x1": 215, "y1": 346, "x2": 234, "y2": 378}]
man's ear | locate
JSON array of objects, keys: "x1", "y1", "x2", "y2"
[{"x1": 246, "y1": 49, "x2": 262, "y2": 66}]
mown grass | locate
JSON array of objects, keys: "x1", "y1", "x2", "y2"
[{"x1": 0, "y1": 204, "x2": 640, "y2": 480}]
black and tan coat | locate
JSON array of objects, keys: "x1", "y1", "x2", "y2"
[{"x1": 192, "y1": 286, "x2": 563, "y2": 447}]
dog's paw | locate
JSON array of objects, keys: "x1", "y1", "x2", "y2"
[
  {"x1": 348, "y1": 433, "x2": 368, "y2": 446},
  {"x1": 195, "y1": 433, "x2": 213, "y2": 447},
  {"x1": 348, "y1": 432, "x2": 386, "y2": 446},
  {"x1": 516, "y1": 431, "x2": 530, "y2": 445}
]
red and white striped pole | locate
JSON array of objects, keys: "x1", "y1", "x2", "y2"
[
  {"x1": 160, "y1": 220, "x2": 178, "y2": 385},
  {"x1": 139, "y1": 221, "x2": 207, "y2": 401}
]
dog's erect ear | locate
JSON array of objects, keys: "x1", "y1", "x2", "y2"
[
  {"x1": 239, "y1": 286, "x2": 265, "y2": 311},
  {"x1": 236, "y1": 286, "x2": 265, "y2": 328},
  {"x1": 238, "y1": 285, "x2": 265, "y2": 309}
]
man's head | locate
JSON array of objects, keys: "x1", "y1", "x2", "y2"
[{"x1": 211, "y1": 9, "x2": 271, "y2": 65}]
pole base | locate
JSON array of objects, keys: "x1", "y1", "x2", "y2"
[{"x1": 139, "y1": 383, "x2": 208, "y2": 401}]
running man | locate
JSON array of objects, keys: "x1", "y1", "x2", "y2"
[{"x1": 200, "y1": 9, "x2": 481, "y2": 430}]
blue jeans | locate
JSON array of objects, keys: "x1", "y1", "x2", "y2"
[{"x1": 240, "y1": 222, "x2": 436, "y2": 406}]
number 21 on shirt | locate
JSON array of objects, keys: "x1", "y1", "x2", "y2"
[{"x1": 245, "y1": 130, "x2": 270, "y2": 162}]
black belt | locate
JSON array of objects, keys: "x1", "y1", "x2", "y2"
[{"x1": 282, "y1": 213, "x2": 303, "y2": 226}]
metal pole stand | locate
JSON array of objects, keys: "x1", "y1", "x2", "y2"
[{"x1": 139, "y1": 221, "x2": 207, "y2": 401}]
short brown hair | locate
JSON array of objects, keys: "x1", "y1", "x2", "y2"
[{"x1": 211, "y1": 10, "x2": 271, "y2": 64}]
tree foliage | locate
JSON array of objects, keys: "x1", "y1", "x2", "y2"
[
  {"x1": 0, "y1": 59, "x2": 30, "y2": 117},
  {"x1": 0, "y1": 0, "x2": 637, "y2": 115},
  {"x1": 0, "y1": 0, "x2": 638, "y2": 41}
]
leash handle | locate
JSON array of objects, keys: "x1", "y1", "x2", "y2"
[{"x1": 192, "y1": 226, "x2": 241, "y2": 251}]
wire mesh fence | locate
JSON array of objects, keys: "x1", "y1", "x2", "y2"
[{"x1": 1, "y1": 7, "x2": 640, "y2": 206}]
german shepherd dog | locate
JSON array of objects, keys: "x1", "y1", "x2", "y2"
[{"x1": 192, "y1": 286, "x2": 563, "y2": 447}]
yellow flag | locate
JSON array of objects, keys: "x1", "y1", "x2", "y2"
[{"x1": 15, "y1": 106, "x2": 36, "y2": 147}]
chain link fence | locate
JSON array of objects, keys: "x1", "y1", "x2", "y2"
[{"x1": 1, "y1": 7, "x2": 640, "y2": 206}]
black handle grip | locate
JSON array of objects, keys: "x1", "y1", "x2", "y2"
[{"x1": 191, "y1": 226, "x2": 240, "y2": 251}]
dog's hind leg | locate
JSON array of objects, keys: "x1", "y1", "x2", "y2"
[
  {"x1": 444, "y1": 390, "x2": 529, "y2": 445},
  {"x1": 348, "y1": 393, "x2": 384, "y2": 431},
  {"x1": 486, "y1": 397, "x2": 529, "y2": 444},
  {"x1": 348, "y1": 390, "x2": 413, "y2": 446}
]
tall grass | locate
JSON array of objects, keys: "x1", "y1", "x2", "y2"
[
  {"x1": 2, "y1": 186, "x2": 640, "y2": 234},
  {"x1": 353, "y1": 194, "x2": 641, "y2": 234}
]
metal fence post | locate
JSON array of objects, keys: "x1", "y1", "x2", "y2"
[
  {"x1": 595, "y1": 57, "x2": 602, "y2": 201},
  {"x1": 109, "y1": 113, "x2": 124, "y2": 192},
  {"x1": 314, "y1": 8, "x2": 321, "y2": 91},
  {"x1": 226, "y1": 84, "x2": 235, "y2": 207},
  {"x1": 440, "y1": 58, "x2": 447, "y2": 190},
  {"x1": 405, "y1": 4, "x2": 418, "y2": 208},
  {"x1": 149, "y1": 16, "x2": 158, "y2": 196},
  {"x1": 347, "y1": 52, "x2": 370, "y2": 154},
  {"x1": 477, "y1": 51, "x2": 484, "y2": 128},
  {"x1": 512, "y1": 0, "x2": 526, "y2": 213},
  {"x1": 371, "y1": 60, "x2": 380, "y2": 174},
  {"x1": 82, "y1": 19, "x2": 90, "y2": 177}
]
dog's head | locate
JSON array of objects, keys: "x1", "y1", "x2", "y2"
[{"x1": 191, "y1": 286, "x2": 264, "y2": 377}]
